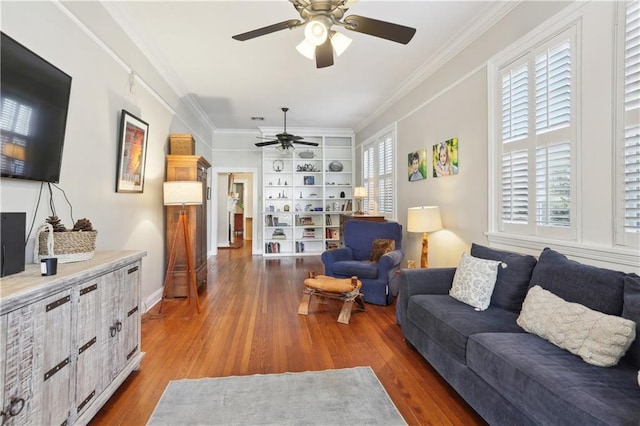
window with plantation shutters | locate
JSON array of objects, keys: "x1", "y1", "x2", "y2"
[
  {"x1": 361, "y1": 127, "x2": 395, "y2": 218},
  {"x1": 619, "y1": 0, "x2": 640, "y2": 241},
  {"x1": 496, "y1": 28, "x2": 576, "y2": 238}
]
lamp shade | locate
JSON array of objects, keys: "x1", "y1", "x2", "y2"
[
  {"x1": 163, "y1": 181, "x2": 203, "y2": 206},
  {"x1": 407, "y1": 206, "x2": 442, "y2": 233},
  {"x1": 353, "y1": 186, "x2": 367, "y2": 198}
]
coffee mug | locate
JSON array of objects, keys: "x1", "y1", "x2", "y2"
[{"x1": 41, "y1": 258, "x2": 58, "y2": 276}]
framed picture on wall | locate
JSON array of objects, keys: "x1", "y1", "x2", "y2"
[
  {"x1": 433, "y1": 137, "x2": 459, "y2": 178},
  {"x1": 116, "y1": 109, "x2": 149, "y2": 193},
  {"x1": 408, "y1": 149, "x2": 427, "y2": 181}
]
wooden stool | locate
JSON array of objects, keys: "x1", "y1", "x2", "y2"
[{"x1": 297, "y1": 272, "x2": 365, "y2": 324}]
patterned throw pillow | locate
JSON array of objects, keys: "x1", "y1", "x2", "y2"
[
  {"x1": 449, "y1": 253, "x2": 501, "y2": 311},
  {"x1": 517, "y1": 285, "x2": 636, "y2": 367},
  {"x1": 369, "y1": 239, "x2": 396, "y2": 262}
]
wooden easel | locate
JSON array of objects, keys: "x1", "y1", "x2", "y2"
[{"x1": 159, "y1": 209, "x2": 201, "y2": 314}]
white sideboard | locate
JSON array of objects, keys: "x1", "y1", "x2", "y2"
[{"x1": 0, "y1": 250, "x2": 146, "y2": 425}]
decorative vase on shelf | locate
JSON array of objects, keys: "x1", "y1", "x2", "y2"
[{"x1": 328, "y1": 161, "x2": 343, "y2": 172}]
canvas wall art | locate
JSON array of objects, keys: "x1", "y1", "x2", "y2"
[
  {"x1": 408, "y1": 149, "x2": 427, "y2": 182},
  {"x1": 433, "y1": 137, "x2": 459, "y2": 178}
]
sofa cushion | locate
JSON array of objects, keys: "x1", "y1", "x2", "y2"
[
  {"x1": 467, "y1": 333, "x2": 640, "y2": 426},
  {"x1": 517, "y1": 285, "x2": 636, "y2": 367},
  {"x1": 450, "y1": 253, "x2": 501, "y2": 311},
  {"x1": 623, "y1": 274, "x2": 640, "y2": 369},
  {"x1": 406, "y1": 294, "x2": 523, "y2": 364},
  {"x1": 529, "y1": 248, "x2": 626, "y2": 315},
  {"x1": 331, "y1": 260, "x2": 378, "y2": 279},
  {"x1": 369, "y1": 239, "x2": 395, "y2": 262},
  {"x1": 471, "y1": 243, "x2": 537, "y2": 313}
]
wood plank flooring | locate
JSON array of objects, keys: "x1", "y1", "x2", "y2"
[{"x1": 89, "y1": 242, "x2": 486, "y2": 425}]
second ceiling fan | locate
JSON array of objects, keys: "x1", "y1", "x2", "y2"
[
  {"x1": 255, "y1": 107, "x2": 319, "y2": 150},
  {"x1": 232, "y1": 0, "x2": 416, "y2": 68}
]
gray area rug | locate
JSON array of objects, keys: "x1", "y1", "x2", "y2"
[{"x1": 147, "y1": 366, "x2": 407, "y2": 425}]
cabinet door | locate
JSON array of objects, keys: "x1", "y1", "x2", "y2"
[
  {"x1": 121, "y1": 262, "x2": 141, "y2": 366},
  {"x1": 75, "y1": 278, "x2": 103, "y2": 417},
  {"x1": 2, "y1": 290, "x2": 72, "y2": 425},
  {"x1": 101, "y1": 263, "x2": 141, "y2": 381}
]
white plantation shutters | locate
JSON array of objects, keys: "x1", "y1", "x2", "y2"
[
  {"x1": 498, "y1": 29, "x2": 575, "y2": 238},
  {"x1": 377, "y1": 135, "x2": 393, "y2": 214},
  {"x1": 623, "y1": 0, "x2": 640, "y2": 235},
  {"x1": 362, "y1": 128, "x2": 395, "y2": 217}
]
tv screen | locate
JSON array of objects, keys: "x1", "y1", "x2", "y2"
[{"x1": 0, "y1": 32, "x2": 72, "y2": 183}]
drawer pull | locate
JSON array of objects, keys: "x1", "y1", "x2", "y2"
[
  {"x1": 80, "y1": 283, "x2": 98, "y2": 296},
  {"x1": 127, "y1": 345, "x2": 138, "y2": 360},
  {"x1": 78, "y1": 337, "x2": 96, "y2": 355},
  {"x1": 77, "y1": 390, "x2": 95, "y2": 413},
  {"x1": 128, "y1": 266, "x2": 139, "y2": 274},
  {"x1": 44, "y1": 357, "x2": 69, "y2": 381},
  {"x1": 46, "y1": 295, "x2": 70, "y2": 312},
  {"x1": 128, "y1": 306, "x2": 139, "y2": 317}
]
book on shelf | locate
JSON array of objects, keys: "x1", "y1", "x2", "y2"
[{"x1": 295, "y1": 241, "x2": 305, "y2": 253}]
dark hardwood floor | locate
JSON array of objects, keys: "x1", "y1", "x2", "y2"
[{"x1": 89, "y1": 240, "x2": 485, "y2": 425}]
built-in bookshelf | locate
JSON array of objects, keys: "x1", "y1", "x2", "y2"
[{"x1": 261, "y1": 133, "x2": 354, "y2": 256}]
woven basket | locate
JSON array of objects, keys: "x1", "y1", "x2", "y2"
[{"x1": 34, "y1": 223, "x2": 97, "y2": 264}]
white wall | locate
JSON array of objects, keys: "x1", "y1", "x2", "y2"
[
  {"x1": 356, "y1": 1, "x2": 639, "y2": 272},
  {"x1": 1, "y1": 2, "x2": 214, "y2": 310}
]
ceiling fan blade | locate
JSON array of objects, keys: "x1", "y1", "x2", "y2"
[
  {"x1": 293, "y1": 140, "x2": 319, "y2": 146},
  {"x1": 255, "y1": 140, "x2": 280, "y2": 147},
  {"x1": 232, "y1": 19, "x2": 302, "y2": 41},
  {"x1": 343, "y1": 15, "x2": 416, "y2": 44},
  {"x1": 315, "y1": 38, "x2": 334, "y2": 68}
]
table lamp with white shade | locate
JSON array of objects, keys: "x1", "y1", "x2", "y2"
[
  {"x1": 353, "y1": 186, "x2": 367, "y2": 215},
  {"x1": 407, "y1": 206, "x2": 443, "y2": 268},
  {"x1": 159, "y1": 181, "x2": 203, "y2": 314}
]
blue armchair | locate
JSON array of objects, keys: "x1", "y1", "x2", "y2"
[{"x1": 321, "y1": 220, "x2": 403, "y2": 305}]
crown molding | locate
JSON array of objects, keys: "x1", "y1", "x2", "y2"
[
  {"x1": 354, "y1": 1, "x2": 521, "y2": 134},
  {"x1": 100, "y1": 1, "x2": 216, "y2": 133}
]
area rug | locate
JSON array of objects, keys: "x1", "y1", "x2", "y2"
[{"x1": 147, "y1": 366, "x2": 406, "y2": 425}]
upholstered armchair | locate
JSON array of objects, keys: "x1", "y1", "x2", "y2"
[{"x1": 321, "y1": 220, "x2": 403, "y2": 305}]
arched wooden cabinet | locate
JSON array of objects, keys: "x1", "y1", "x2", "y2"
[{"x1": 165, "y1": 154, "x2": 211, "y2": 298}]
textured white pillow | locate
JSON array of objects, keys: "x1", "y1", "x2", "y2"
[
  {"x1": 449, "y1": 253, "x2": 501, "y2": 311},
  {"x1": 517, "y1": 285, "x2": 636, "y2": 367}
]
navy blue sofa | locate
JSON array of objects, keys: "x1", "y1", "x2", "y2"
[
  {"x1": 322, "y1": 219, "x2": 403, "y2": 305},
  {"x1": 398, "y1": 244, "x2": 640, "y2": 425}
]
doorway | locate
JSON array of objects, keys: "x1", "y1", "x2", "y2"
[{"x1": 211, "y1": 168, "x2": 258, "y2": 257}]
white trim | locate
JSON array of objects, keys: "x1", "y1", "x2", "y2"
[
  {"x1": 53, "y1": 1, "x2": 214, "y2": 150},
  {"x1": 487, "y1": 232, "x2": 640, "y2": 272},
  {"x1": 354, "y1": 1, "x2": 519, "y2": 133}
]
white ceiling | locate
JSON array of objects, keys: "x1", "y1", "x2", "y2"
[{"x1": 102, "y1": 1, "x2": 513, "y2": 132}]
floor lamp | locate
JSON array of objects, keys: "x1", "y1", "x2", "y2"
[
  {"x1": 407, "y1": 206, "x2": 443, "y2": 268},
  {"x1": 159, "y1": 181, "x2": 203, "y2": 314}
]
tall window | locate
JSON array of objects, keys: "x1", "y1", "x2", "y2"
[
  {"x1": 362, "y1": 126, "x2": 395, "y2": 218},
  {"x1": 496, "y1": 28, "x2": 576, "y2": 239},
  {"x1": 618, "y1": 0, "x2": 640, "y2": 244}
]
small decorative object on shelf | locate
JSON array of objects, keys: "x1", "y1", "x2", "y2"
[
  {"x1": 298, "y1": 150, "x2": 315, "y2": 158},
  {"x1": 273, "y1": 160, "x2": 284, "y2": 172},
  {"x1": 328, "y1": 161, "x2": 343, "y2": 172}
]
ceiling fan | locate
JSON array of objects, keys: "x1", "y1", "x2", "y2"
[
  {"x1": 255, "y1": 107, "x2": 319, "y2": 150},
  {"x1": 232, "y1": 0, "x2": 416, "y2": 68}
]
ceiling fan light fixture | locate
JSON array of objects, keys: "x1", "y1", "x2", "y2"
[
  {"x1": 276, "y1": 144, "x2": 295, "y2": 155},
  {"x1": 330, "y1": 31, "x2": 352, "y2": 56},
  {"x1": 304, "y1": 17, "x2": 330, "y2": 46},
  {"x1": 296, "y1": 39, "x2": 315, "y2": 60}
]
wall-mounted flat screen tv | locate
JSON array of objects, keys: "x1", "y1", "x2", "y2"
[{"x1": 0, "y1": 32, "x2": 72, "y2": 183}]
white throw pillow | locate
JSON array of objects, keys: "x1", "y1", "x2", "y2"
[
  {"x1": 449, "y1": 253, "x2": 501, "y2": 311},
  {"x1": 517, "y1": 285, "x2": 636, "y2": 367}
]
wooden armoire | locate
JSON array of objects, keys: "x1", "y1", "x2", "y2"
[{"x1": 165, "y1": 154, "x2": 211, "y2": 297}]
